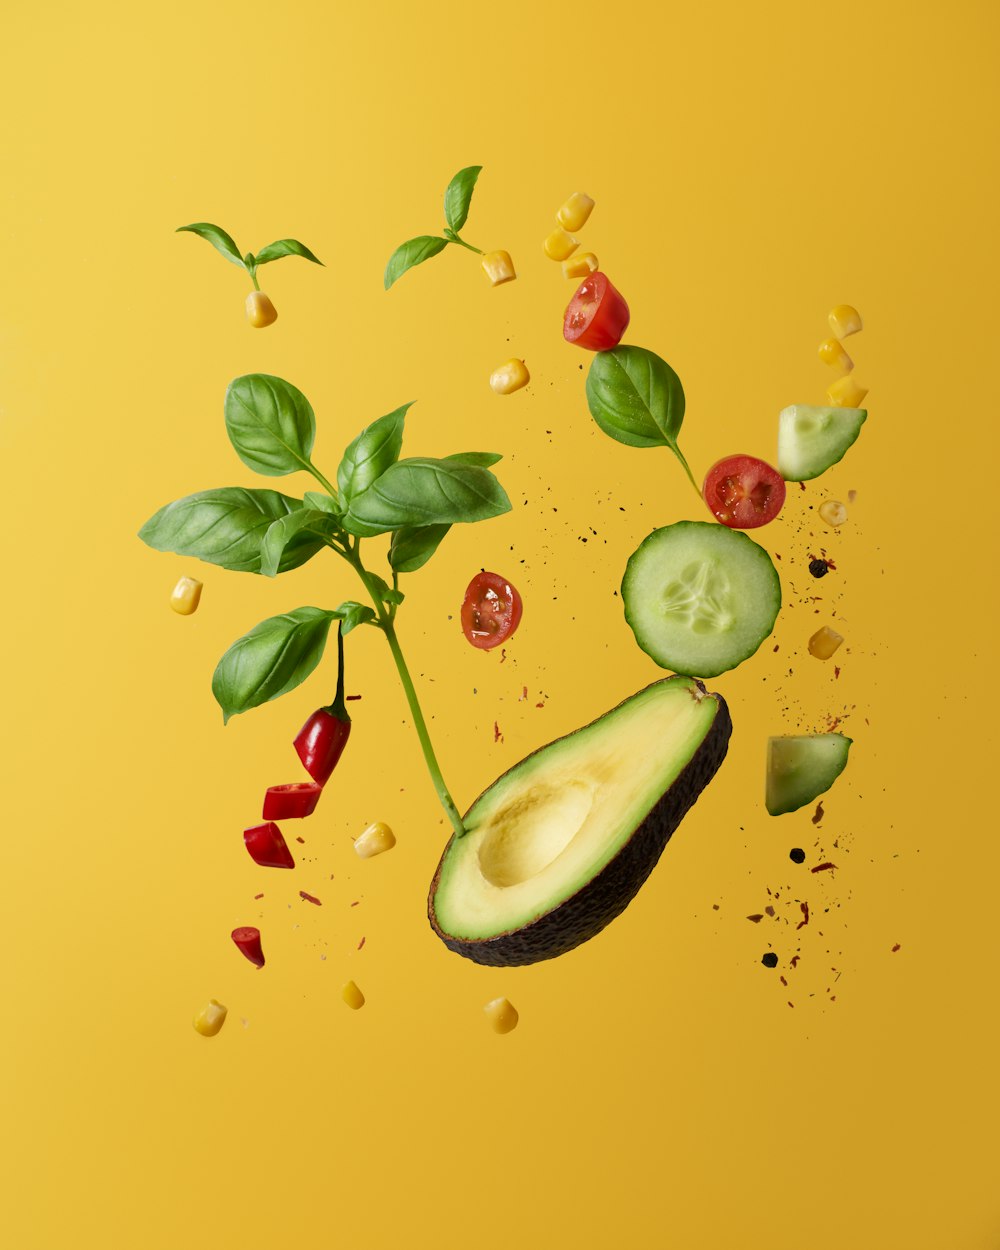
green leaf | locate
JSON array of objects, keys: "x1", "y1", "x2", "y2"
[
  {"x1": 302, "y1": 491, "x2": 341, "y2": 515},
  {"x1": 445, "y1": 451, "x2": 502, "y2": 468},
  {"x1": 334, "y1": 601, "x2": 377, "y2": 635},
  {"x1": 343, "y1": 457, "x2": 511, "y2": 536},
  {"x1": 176, "y1": 222, "x2": 245, "y2": 268},
  {"x1": 138, "y1": 487, "x2": 326, "y2": 574},
  {"x1": 224, "y1": 374, "x2": 316, "y2": 477},
  {"x1": 336, "y1": 403, "x2": 412, "y2": 502},
  {"x1": 212, "y1": 607, "x2": 336, "y2": 722},
  {"x1": 254, "y1": 238, "x2": 324, "y2": 266},
  {"x1": 585, "y1": 346, "x2": 686, "y2": 450},
  {"x1": 443, "y1": 165, "x2": 482, "y2": 233},
  {"x1": 366, "y1": 573, "x2": 405, "y2": 606},
  {"x1": 389, "y1": 523, "x2": 451, "y2": 573},
  {"x1": 260, "y1": 509, "x2": 338, "y2": 578},
  {"x1": 384, "y1": 236, "x2": 448, "y2": 290}
]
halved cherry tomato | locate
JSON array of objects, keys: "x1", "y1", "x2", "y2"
[
  {"x1": 563, "y1": 272, "x2": 630, "y2": 351},
  {"x1": 461, "y1": 572, "x2": 523, "y2": 650},
  {"x1": 702, "y1": 454, "x2": 787, "y2": 529}
]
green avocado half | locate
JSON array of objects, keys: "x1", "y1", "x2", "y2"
[{"x1": 428, "y1": 675, "x2": 732, "y2": 966}]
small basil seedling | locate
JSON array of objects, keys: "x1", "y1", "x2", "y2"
[{"x1": 177, "y1": 222, "x2": 323, "y2": 328}]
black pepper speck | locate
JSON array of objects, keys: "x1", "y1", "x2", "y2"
[{"x1": 762, "y1": 952, "x2": 779, "y2": 968}]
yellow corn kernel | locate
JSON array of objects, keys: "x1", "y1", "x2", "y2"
[
  {"x1": 170, "y1": 575, "x2": 203, "y2": 615},
  {"x1": 245, "y1": 291, "x2": 278, "y2": 328},
  {"x1": 481, "y1": 250, "x2": 516, "y2": 286},
  {"x1": 483, "y1": 997, "x2": 519, "y2": 1034},
  {"x1": 543, "y1": 228, "x2": 579, "y2": 261},
  {"x1": 342, "y1": 980, "x2": 365, "y2": 1010},
  {"x1": 562, "y1": 252, "x2": 599, "y2": 280},
  {"x1": 808, "y1": 626, "x2": 844, "y2": 660},
  {"x1": 818, "y1": 337, "x2": 853, "y2": 372},
  {"x1": 489, "y1": 359, "x2": 530, "y2": 396},
  {"x1": 826, "y1": 374, "x2": 868, "y2": 408},
  {"x1": 557, "y1": 192, "x2": 595, "y2": 233},
  {"x1": 828, "y1": 304, "x2": 863, "y2": 338},
  {"x1": 354, "y1": 821, "x2": 396, "y2": 859},
  {"x1": 819, "y1": 499, "x2": 848, "y2": 527},
  {"x1": 193, "y1": 999, "x2": 228, "y2": 1037}
]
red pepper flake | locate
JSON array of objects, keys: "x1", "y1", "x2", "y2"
[
  {"x1": 493, "y1": 721, "x2": 503, "y2": 743},
  {"x1": 780, "y1": 975, "x2": 788, "y2": 986},
  {"x1": 799, "y1": 482, "x2": 806, "y2": 491},
  {"x1": 811, "y1": 862, "x2": 837, "y2": 873},
  {"x1": 790, "y1": 955, "x2": 801, "y2": 968},
  {"x1": 350, "y1": 900, "x2": 360, "y2": 907},
  {"x1": 299, "y1": 890, "x2": 322, "y2": 905},
  {"x1": 500, "y1": 648, "x2": 507, "y2": 663},
  {"x1": 891, "y1": 943, "x2": 901, "y2": 952},
  {"x1": 295, "y1": 836, "x2": 306, "y2": 844},
  {"x1": 796, "y1": 902, "x2": 810, "y2": 930},
  {"x1": 357, "y1": 936, "x2": 366, "y2": 950},
  {"x1": 535, "y1": 702, "x2": 545, "y2": 709},
  {"x1": 253, "y1": 893, "x2": 264, "y2": 900},
  {"x1": 346, "y1": 694, "x2": 362, "y2": 701},
  {"x1": 747, "y1": 914, "x2": 764, "y2": 923},
  {"x1": 787, "y1": 1001, "x2": 795, "y2": 1008},
  {"x1": 765, "y1": 905, "x2": 775, "y2": 917},
  {"x1": 812, "y1": 801, "x2": 824, "y2": 825},
  {"x1": 519, "y1": 685, "x2": 528, "y2": 701},
  {"x1": 834, "y1": 666, "x2": 841, "y2": 679}
]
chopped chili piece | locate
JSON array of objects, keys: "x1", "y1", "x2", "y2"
[
  {"x1": 244, "y1": 822, "x2": 295, "y2": 869},
  {"x1": 263, "y1": 782, "x2": 322, "y2": 820},
  {"x1": 231, "y1": 926, "x2": 265, "y2": 968}
]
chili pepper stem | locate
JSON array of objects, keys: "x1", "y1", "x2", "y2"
[{"x1": 323, "y1": 622, "x2": 350, "y2": 720}]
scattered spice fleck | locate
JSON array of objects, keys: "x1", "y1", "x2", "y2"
[
  {"x1": 346, "y1": 694, "x2": 363, "y2": 701},
  {"x1": 811, "y1": 862, "x2": 837, "y2": 873},
  {"x1": 747, "y1": 914, "x2": 764, "y2": 923},
  {"x1": 358, "y1": 937, "x2": 366, "y2": 950},
  {"x1": 535, "y1": 701, "x2": 545, "y2": 709},
  {"x1": 254, "y1": 893, "x2": 264, "y2": 900},
  {"x1": 789, "y1": 847, "x2": 806, "y2": 864},
  {"x1": 500, "y1": 648, "x2": 507, "y2": 664},
  {"x1": 809, "y1": 558, "x2": 831, "y2": 578},
  {"x1": 796, "y1": 902, "x2": 810, "y2": 930},
  {"x1": 765, "y1": 905, "x2": 776, "y2": 917},
  {"x1": 812, "y1": 801, "x2": 824, "y2": 825},
  {"x1": 891, "y1": 943, "x2": 901, "y2": 953},
  {"x1": 493, "y1": 721, "x2": 503, "y2": 743},
  {"x1": 295, "y1": 836, "x2": 306, "y2": 844},
  {"x1": 834, "y1": 666, "x2": 841, "y2": 679},
  {"x1": 762, "y1": 952, "x2": 779, "y2": 968},
  {"x1": 299, "y1": 891, "x2": 322, "y2": 905},
  {"x1": 790, "y1": 955, "x2": 800, "y2": 968}
]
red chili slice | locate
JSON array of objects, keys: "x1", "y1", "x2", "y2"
[
  {"x1": 262, "y1": 782, "x2": 322, "y2": 820},
  {"x1": 243, "y1": 822, "x2": 295, "y2": 869},
  {"x1": 231, "y1": 926, "x2": 265, "y2": 968}
]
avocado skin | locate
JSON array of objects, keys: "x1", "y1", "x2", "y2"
[{"x1": 427, "y1": 682, "x2": 733, "y2": 967}]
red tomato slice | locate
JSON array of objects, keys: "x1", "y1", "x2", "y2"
[
  {"x1": 702, "y1": 455, "x2": 787, "y2": 529},
  {"x1": 461, "y1": 572, "x2": 523, "y2": 650},
  {"x1": 563, "y1": 272, "x2": 630, "y2": 351}
]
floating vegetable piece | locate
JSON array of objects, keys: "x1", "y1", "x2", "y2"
[
  {"x1": 819, "y1": 499, "x2": 848, "y2": 526},
  {"x1": 483, "y1": 997, "x2": 519, "y2": 1034},
  {"x1": 543, "y1": 228, "x2": 579, "y2": 261},
  {"x1": 294, "y1": 624, "x2": 351, "y2": 784},
  {"x1": 170, "y1": 576, "x2": 203, "y2": 615},
  {"x1": 557, "y1": 192, "x2": 595, "y2": 233},
  {"x1": 828, "y1": 304, "x2": 863, "y2": 337},
  {"x1": 245, "y1": 292, "x2": 277, "y2": 328},
  {"x1": 489, "y1": 359, "x2": 530, "y2": 395},
  {"x1": 342, "y1": 981, "x2": 365, "y2": 1010},
  {"x1": 461, "y1": 572, "x2": 523, "y2": 650},
  {"x1": 193, "y1": 999, "x2": 228, "y2": 1037},
  {"x1": 243, "y1": 822, "x2": 295, "y2": 869},
  {"x1": 481, "y1": 250, "x2": 516, "y2": 286},
  {"x1": 765, "y1": 734, "x2": 852, "y2": 816},
  {"x1": 702, "y1": 455, "x2": 786, "y2": 529},
  {"x1": 231, "y1": 926, "x2": 265, "y2": 968},
  {"x1": 262, "y1": 783, "x2": 322, "y2": 820},
  {"x1": 777, "y1": 405, "x2": 867, "y2": 482},
  {"x1": 818, "y1": 337, "x2": 852, "y2": 371},
  {"x1": 826, "y1": 374, "x2": 868, "y2": 408},
  {"x1": 385, "y1": 165, "x2": 499, "y2": 288},
  {"x1": 177, "y1": 223, "x2": 322, "y2": 320},
  {"x1": 354, "y1": 821, "x2": 397, "y2": 859},
  {"x1": 562, "y1": 252, "x2": 599, "y2": 279},
  {"x1": 808, "y1": 626, "x2": 844, "y2": 660},
  {"x1": 564, "y1": 272, "x2": 630, "y2": 351}
]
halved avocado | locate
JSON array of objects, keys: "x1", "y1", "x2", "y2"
[{"x1": 428, "y1": 675, "x2": 732, "y2": 966}]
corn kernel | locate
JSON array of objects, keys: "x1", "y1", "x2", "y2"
[
  {"x1": 342, "y1": 980, "x2": 365, "y2": 1010},
  {"x1": 562, "y1": 252, "x2": 599, "y2": 280},
  {"x1": 828, "y1": 304, "x2": 863, "y2": 338},
  {"x1": 808, "y1": 626, "x2": 844, "y2": 660},
  {"x1": 819, "y1": 499, "x2": 848, "y2": 526},
  {"x1": 543, "y1": 228, "x2": 579, "y2": 262},
  {"x1": 483, "y1": 997, "x2": 519, "y2": 1034},
  {"x1": 826, "y1": 374, "x2": 868, "y2": 408},
  {"x1": 481, "y1": 250, "x2": 516, "y2": 286},
  {"x1": 170, "y1": 575, "x2": 203, "y2": 615},
  {"x1": 193, "y1": 999, "x2": 227, "y2": 1037},
  {"x1": 245, "y1": 291, "x2": 278, "y2": 328},
  {"x1": 818, "y1": 337, "x2": 853, "y2": 372},
  {"x1": 489, "y1": 359, "x2": 530, "y2": 396},
  {"x1": 557, "y1": 192, "x2": 595, "y2": 233},
  {"x1": 353, "y1": 821, "x2": 396, "y2": 859}
]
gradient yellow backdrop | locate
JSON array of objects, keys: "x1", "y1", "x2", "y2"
[{"x1": 3, "y1": 2, "x2": 998, "y2": 1247}]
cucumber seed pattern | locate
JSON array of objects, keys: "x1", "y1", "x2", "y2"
[{"x1": 661, "y1": 562, "x2": 734, "y2": 634}]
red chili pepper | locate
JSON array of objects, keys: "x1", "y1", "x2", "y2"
[
  {"x1": 293, "y1": 620, "x2": 352, "y2": 785},
  {"x1": 231, "y1": 926, "x2": 265, "y2": 968},
  {"x1": 263, "y1": 782, "x2": 322, "y2": 820},
  {"x1": 243, "y1": 821, "x2": 295, "y2": 869}
]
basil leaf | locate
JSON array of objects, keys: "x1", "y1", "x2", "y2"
[
  {"x1": 389, "y1": 523, "x2": 451, "y2": 573},
  {"x1": 336, "y1": 403, "x2": 412, "y2": 502},
  {"x1": 585, "y1": 346, "x2": 686, "y2": 449},
  {"x1": 366, "y1": 572, "x2": 405, "y2": 606},
  {"x1": 212, "y1": 607, "x2": 336, "y2": 723},
  {"x1": 138, "y1": 487, "x2": 325, "y2": 574},
  {"x1": 176, "y1": 222, "x2": 245, "y2": 268},
  {"x1": 445, "y1": 451, "x2": 502, "y2": 468},
  {"x1": 254, "y1": 238, "x2": 324, "y2": 266},
  {"x1": 384, "y1": 236, "x2": 448, "y2": 290},
  {"x1": 260, "y1": 509, "x2": 338, "y2": 578},
  {"x1": 334, "y1": 600, "x2": 377, "y2": 635},
  {"x1": 225, "y1": 374, "x2": 316, "y2": 477},
  {"x1": 443, "y1": 165, "x2": 482, "y2": 233},
  {"x1": 302, "y1": 491, "x2": 341, "y2": 515},
  {"x1": 344, "y1": 457, "x2": 511, "y2": 536}
]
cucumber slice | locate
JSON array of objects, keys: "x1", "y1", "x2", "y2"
[
  {"x1": 622, "y1": 521, "x2": 781, "y2": 678},
  {"x1": 778, "y1": 405, "x2": 867, "y2": 482},
  {"x1": 766, "y1": 733, "x2": 852, "y2": 815}
]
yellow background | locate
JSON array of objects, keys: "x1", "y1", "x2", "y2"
[{"x1": 2, "y1": 2, "x2": 998, "y2": 1247}]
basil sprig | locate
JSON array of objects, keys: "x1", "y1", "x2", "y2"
[
  {"x1": 384, "y1": 164, "x2": 488, "y2": 289},
  {"x1": 177, "y1": 222, "x2": 323, "y2": 291}
]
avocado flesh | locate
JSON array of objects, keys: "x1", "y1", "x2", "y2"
[{"x1": 429, "y1": 676, "x2": 732, "y2": 966}]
